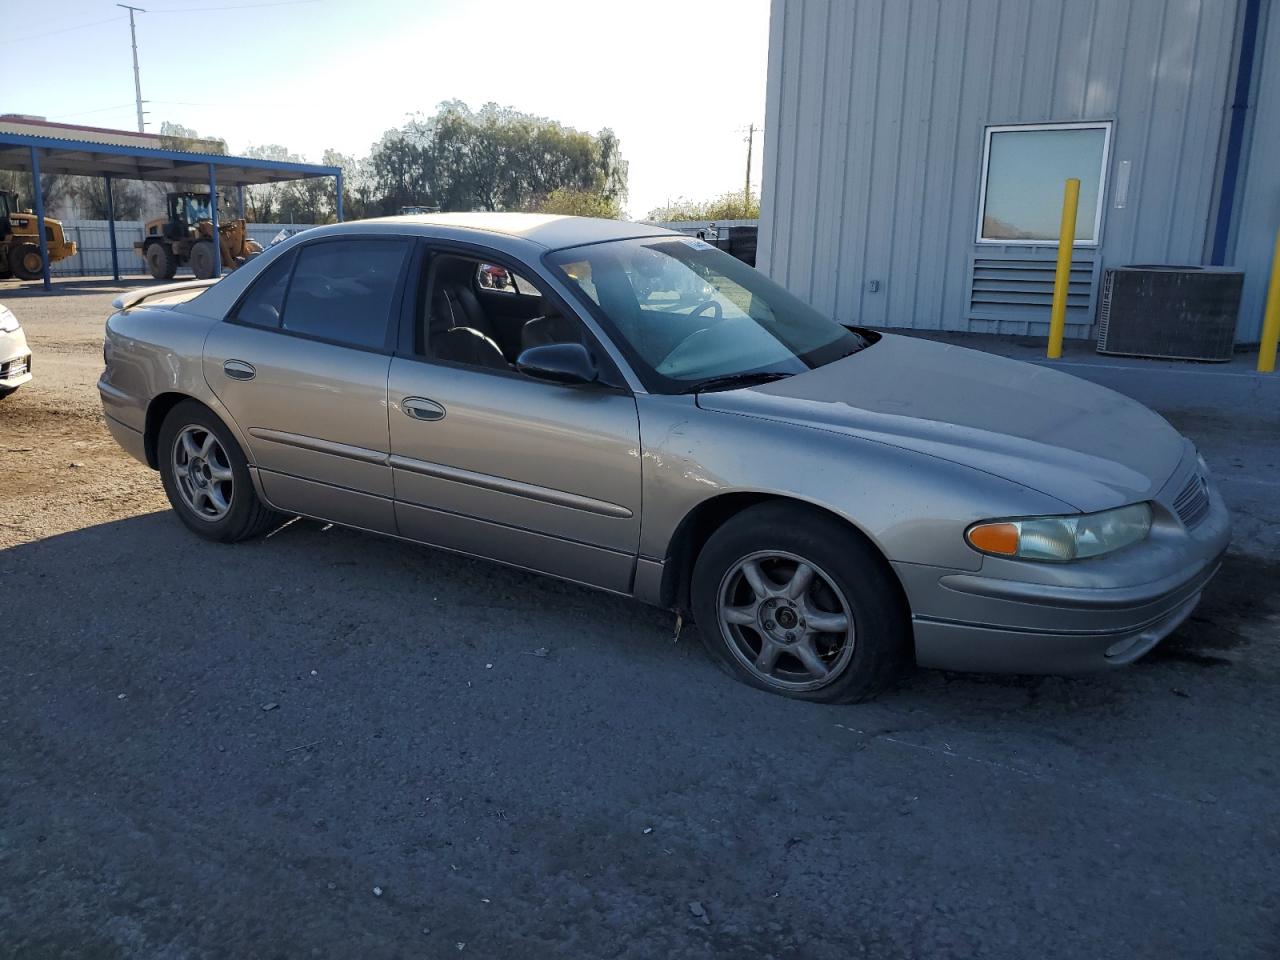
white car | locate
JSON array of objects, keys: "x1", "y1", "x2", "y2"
[{"x1": 0, "y1": 303, "x2": 32, "y2": 399}]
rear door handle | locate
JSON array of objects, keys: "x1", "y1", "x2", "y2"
[
  {"x1": 223, "y1": 359, "x2": 256, "y2": 381},
  {"x1": 402, "y1": 397, "x2": 446, "y2": 421}
]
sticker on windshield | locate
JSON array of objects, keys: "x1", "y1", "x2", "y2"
[{"x1": 678, "y1": 237, "x2": 715, "y2": 251}]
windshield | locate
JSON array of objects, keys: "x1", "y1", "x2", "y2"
[
  {"x1": 185, "y1": 196, "x2": 213, "y2": 222},
  {"x1": 547, "y1": 236, "x2": 867, "y2": 393}
]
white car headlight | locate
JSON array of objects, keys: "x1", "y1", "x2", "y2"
[
  {"x1": 966, "y1": 503, "x2": 1153, "y2": 561},
  {"x1": 0, "y1": 305, "x2": 19, "y2": 333}
]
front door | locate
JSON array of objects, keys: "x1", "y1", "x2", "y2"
[
  {"x1": 387, "y1": 247, "x2": 642, "y2": 593},
  {"x1": 202, "y1": 237, "x2": 412, "y2": 534}
]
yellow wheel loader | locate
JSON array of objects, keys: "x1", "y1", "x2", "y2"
[
  {"x1": 0, "y1": 190, "x2": 77, "y2": 281},
  {"x1": 134, "y1": 192, "x2": 263, "y2": 281}
]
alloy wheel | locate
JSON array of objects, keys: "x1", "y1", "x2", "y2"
[
  {"x1": 171, "y1": 424, "x2": 234, "y2": 522},
  {"x1": 717, "y1": 550, "x2": 856, "y2": 693}
]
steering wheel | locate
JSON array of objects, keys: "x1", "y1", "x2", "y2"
[
  {"x1": 689, "y1": 300, "x2": 723, "y2": 321},
  {"x1": 658, "y1": 316, "x2": 739, "y2": 375}
]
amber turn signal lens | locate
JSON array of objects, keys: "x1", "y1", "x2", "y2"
[{"x1": 966, "y1": 522, "x2": 1020, "y2": 556}]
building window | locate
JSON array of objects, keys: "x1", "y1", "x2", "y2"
[{"x1": 977, "y1": 122, "x2": 1112, "y2": 245}]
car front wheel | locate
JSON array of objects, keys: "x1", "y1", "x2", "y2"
[
  {"x1": 692, "y1": 503, "x2": 910, "y2": 703},
  {"x1": 158, "y1": 400, "x2": 283, "y2": 542}
]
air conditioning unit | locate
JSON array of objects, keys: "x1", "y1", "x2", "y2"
[{"x1": 1096, "y1": 265, "x2": 1243, "y2": 362}]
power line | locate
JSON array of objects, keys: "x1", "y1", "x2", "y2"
[
  {"x1": 148, "y1": 0, "x2": 320, "y2": 11},
  {"x1": 13, "y1": 15, "x2": 125, "y2": 43},
  {"x1": 50, "y1": 103, "x2": 140, "y2": 120}
]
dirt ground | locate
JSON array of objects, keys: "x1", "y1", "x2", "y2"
[{"x1": 2, "y1": 278, "x2": 1278, "y2": 959}]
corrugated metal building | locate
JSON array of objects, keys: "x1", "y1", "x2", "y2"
[{"x1": 758, "y1": 0, "x2": 1279, "y2": 344}]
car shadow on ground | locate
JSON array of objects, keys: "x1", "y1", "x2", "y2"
[
  {"x1": 4, "y1": 508, "x2": 1272, "y2": 724},
  {"x1": 5, "y1": 510, "x2": 1278, "y2": 958}
]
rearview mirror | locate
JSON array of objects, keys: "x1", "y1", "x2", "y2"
[{"x1": 515, "y1": 343, "x2": 598, "y2": 385}]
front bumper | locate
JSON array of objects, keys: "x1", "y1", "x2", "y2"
[
  {"x1": 898, "y1": 460, "x2": 1232, "y2": 674},
  {"x1": 0, "y1": 352, "x2": 31, "y2": 391},
  {"x1": 1, "y1": 327, "x2": 32, "y2": 391},
  {"x1": 908, "y1": 555, "x2": 1221, "y2": 673}
]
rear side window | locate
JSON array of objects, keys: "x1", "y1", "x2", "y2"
[
  {"x1": 234, "y1": 251, "x2": 295, "y2": 328},
  {"x1": 280, "y1": 239, "x2": 409, "y2": 350}
]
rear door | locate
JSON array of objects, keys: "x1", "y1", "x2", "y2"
[
  {"x1": 387, "y1": 244, "x2": 642, "y2": 593},
  {"x1": 202, "y1": 237, "x2": 411, "y2": 534}
]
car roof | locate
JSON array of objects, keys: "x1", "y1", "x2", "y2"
[
  {"x1": 354, "y1": 212, "x2": 678, "y2": 250},
  {"x1": 179, "y1": 213, "x2": 682, "y2": 321}
]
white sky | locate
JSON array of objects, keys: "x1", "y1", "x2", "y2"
[{"x1": 13, "y1": 0, "x2": 771, "y2": 218}]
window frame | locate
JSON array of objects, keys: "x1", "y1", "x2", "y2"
[
  {"x1": 396, "y1": 238, "x2": 632, "y2": 393},
  {"x1": 975, "y1": 120, "x2": 1113, "y2": 247},
  {"x1": 225, "y1": 234, "x2": 414, "y2": 356}
]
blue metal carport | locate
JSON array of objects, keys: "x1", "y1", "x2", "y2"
[{"x1": 0, "y1": 131, "x2": 342, "y2": 291}]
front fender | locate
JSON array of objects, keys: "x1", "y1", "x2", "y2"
[{"x1": 636, "y1": 394, "x2": 1073, "y2": 572}]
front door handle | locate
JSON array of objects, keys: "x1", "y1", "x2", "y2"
[
  {"x1": 223, "y1": 359, "x2": 256, "y2": 381},
  {"x1": 402, "y1": 397, "x2": 446, "y2": 421}
]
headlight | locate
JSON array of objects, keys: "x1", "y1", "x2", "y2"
[
  {"x1": 0, "y1": 306, "x2": 18, "y2": 333},
  {"x1": 966, "y1": 503, "x2": 1153, "y2": 561}
]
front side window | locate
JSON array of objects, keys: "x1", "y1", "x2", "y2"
[
  {"x1": 420, "y1": 253, "x2": 586, "y2": 373},
  {"x1": 280, "y1": 239, "x2": 408, "y2": 350},
  {"x1": 547, "y1": 237, "x2": 868, "y2": 393},
  {"x1": 978, "y1": 122, "x2": 1111, "y2": 244}
]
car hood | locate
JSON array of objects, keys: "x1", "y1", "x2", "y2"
[{"x1": 696, "y1": 334, "x2": 1186, "y2": 512}]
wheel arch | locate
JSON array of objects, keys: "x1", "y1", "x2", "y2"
[
  {"x1": 659, "y1": 492, "x2": 911, "y2": 625},
  {"x1": 144, "y1": 392, "x2": 249, "y2": 471},
  {"x1": 144, "y1": 392, "x2": 196, "y2": 468}
]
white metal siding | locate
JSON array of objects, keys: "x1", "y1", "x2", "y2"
[{"x1": 760, "y1": 0, "x2": 1246, "y2": 339}]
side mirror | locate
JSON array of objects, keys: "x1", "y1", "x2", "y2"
[{"x1": 515, "y1": 342, "x2": 599, "y2": 385}]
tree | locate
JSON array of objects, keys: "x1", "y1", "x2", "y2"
[
  {"x1": 75, "y1": 178, "x2": 144, "y2": 220},
  {"x1": 366, "y1": 101, "x2": 627, "y2": 215},
  {"x1": 0, "y1": 170, "x2": 75, "y2": 216},
  {"x1": 648, "y1": 190, "x2": 761, "y2": 222},
  {"x1": 534, "y1": 187, "x2": 621, "y2": 219}
]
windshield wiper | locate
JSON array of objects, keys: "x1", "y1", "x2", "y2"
[{"x1": 680, "y1": 370, "x2": 794, "y2": 394}]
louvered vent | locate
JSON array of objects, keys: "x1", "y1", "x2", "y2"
[
  {"x1": 1173, "y1": 473, "x2": 1211, "y2": 529},
  {"x1": 969, "y1": 257, "x2": 1095, "y2": 326}
]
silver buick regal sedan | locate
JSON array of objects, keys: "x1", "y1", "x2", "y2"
[{"x1": 99, "y1": 214, "x2": 1230, "y2": 702}]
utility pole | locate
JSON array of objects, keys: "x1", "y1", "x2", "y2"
[
  {"x1": 118, "y1": 4, "x2": 147, "y2": 133},
  {"x1": 744, "y1": 123, "x2": 755, "y2": 207}
]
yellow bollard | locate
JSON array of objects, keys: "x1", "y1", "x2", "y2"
[
  {"x1": 1047, "y1": 178, "x2": 1081, "y2": 359},
  {"x1": 1258, "y1": 226, "x2": 1280, "y2": 373}
]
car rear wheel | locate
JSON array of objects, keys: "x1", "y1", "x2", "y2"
[
  {"x1": 691, "y1": 502, "x2": 910, "y2": 703},
  {"x1": 158, "y1": 400, "x2": 283, "y2": 542}
]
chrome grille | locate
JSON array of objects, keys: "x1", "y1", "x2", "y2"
[{"x1": 1173, "y1": 472, "x2": 1211, "y2": 529}]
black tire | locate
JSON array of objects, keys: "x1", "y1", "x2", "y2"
[
  {"x1": 189, "y1": 240, "x2": 217, "y2": 280},
  {"x1": 10, "y1": 243, "x2": 43, "y2": 281},
  {"x1": 0, "y1": 387, "x2": 15, "y2": 400},
  {"x1": 691, "y1": 502, "x2": 910, "y2": 703},
  {"x1": 145, "y1": 242, "x2": 178, "y2": 280},
  {"x1": 157, "y1": 399, "x2": 284, "y2": 543}
]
